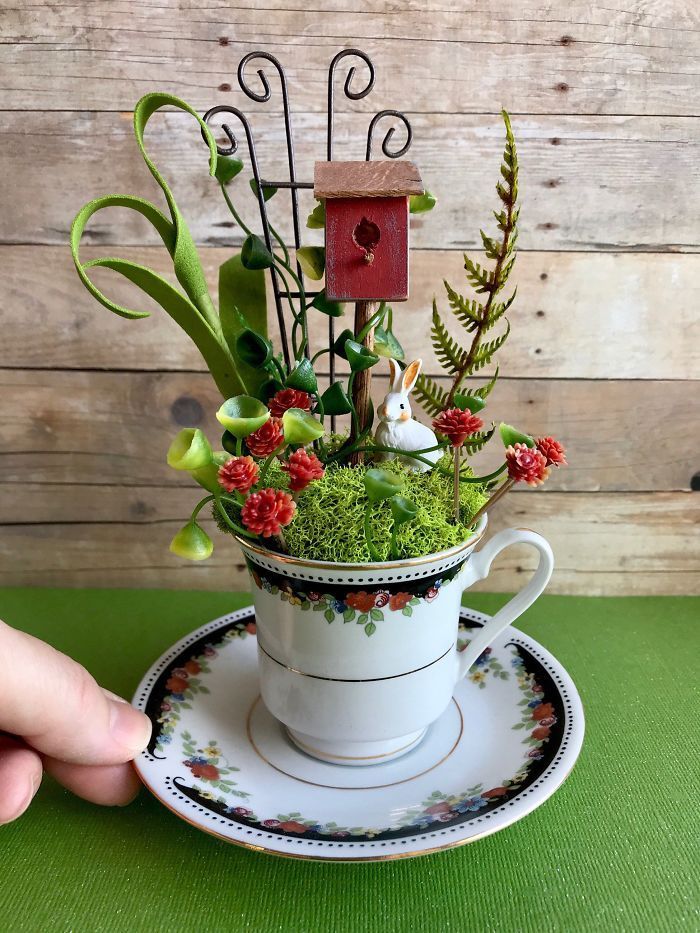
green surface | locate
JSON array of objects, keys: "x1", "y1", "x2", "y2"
[{"x1": 0, "y1": 588, "x2": 697, "y2": 933}]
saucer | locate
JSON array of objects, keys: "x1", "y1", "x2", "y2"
[{"x1": 132, "y1": 607, "x2": 584, "y2": 861}]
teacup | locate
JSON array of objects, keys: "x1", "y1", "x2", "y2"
[{"x1": 238, "y1": 515, "x2": 553, "y2": 765}]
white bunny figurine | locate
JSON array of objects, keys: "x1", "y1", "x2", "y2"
[{"x1": 374, "y1": 358, "x2": 442, "y2": 472}]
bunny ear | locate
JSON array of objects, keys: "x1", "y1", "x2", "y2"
[
  {"x1": 402, "y1": 359, "x2": 422, "y2": 394},
  {"x1": 388, "y1": 357, "x2": 402, "y2": 391}
]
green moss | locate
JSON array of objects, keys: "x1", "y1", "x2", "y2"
[{"x1": 215, "y1": 456, "x2": 487, "y2": 563}]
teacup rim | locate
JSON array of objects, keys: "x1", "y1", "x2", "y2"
[{"x1": 235, "y1": 513, "x2": 488, "y2": 572}]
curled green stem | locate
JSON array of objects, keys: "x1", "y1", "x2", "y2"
[{"x1": 363, "y1": 506, "x2": 382, "y2": 562}]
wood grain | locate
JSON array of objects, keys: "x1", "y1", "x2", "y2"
[
  {"x1": 314, "y1": 161, "x2": 423, "y2": 198},
  {"x1": 0, "y1": 369, "x2": 696, "y2": 492},
  {"x1": 3, "y1": 246, "x2": 699, "y2": 379},
  {"x1": 1, "y1": 491, "x2": 696, "y2": 596},
  {"x1": 1, "y1": 2, "x2": 698, "y2": 114},
  {"x1": 3, "y1": 111, "x2": 698, "y2": 251}
]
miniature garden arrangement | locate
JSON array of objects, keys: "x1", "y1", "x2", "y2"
[{"x1": 71, "y1": 50, "x2": 573, "y2": 787}]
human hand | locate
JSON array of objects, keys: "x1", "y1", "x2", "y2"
[{"x1": 0, "y1": 619, "x2": 152, "y2": 825}]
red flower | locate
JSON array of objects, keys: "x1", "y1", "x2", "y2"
[
  {"x1": 269, "y1": 388, "x2": 312, "y2": 419},
  {"x1": 532, "y1": 725, "x2": 551, "y2": 740},
  {"x1": 531, "y1": 702, "x2": 555, "y2": 722},
  {"x1": 346, "y1": 591, "x2": 376, "y2": 613},
  {"x1": 281, "y1": 448, "x2": 325, "y2": 492},
  {"x1": 245, "y1": 621, "x2": 257, "y2": 634},
  {"x1": 536, "y1": 436, "x2": 567, "y2": 467},
  {"x1": 189, "y1": 762, "x2": 220, "y2": 780},
  {"x1": 483, "y1": 786, "x2": 508, "y2": 798},
  {"x1": 389, "y1": 592, "x2": 412, "y2": 611},
  {"x1": 184, "y1": 659, "x2": 201, "y2": 675},
  {"x1": 165, "y1": 676, "x2": 188, "y2": 694},
  {"x1": 432, "y1": 408, "x2": 483, "y2": 447},
  {"x1": 241, "y1": 488, "x2": 296, "y2": 537},
  {"x1": 277, "y1": 820, "x2": 308, "y2": 833},
  {"x1": 424, "y1": 801, "x2": 453, "y2": 815},
  {"x1": 218, "y1": 456, "x2": 259, "y2": 494},
  {"x1": 247, "y1": 418, "x2": 284, "y2": 458},
  {"x1": 505, "y1": 443, "x2": 549, "y2": 487}
]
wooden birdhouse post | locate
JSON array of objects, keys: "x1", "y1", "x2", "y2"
[{"x1": 313, "y1": 161, "x2": 424, "y2": 457}]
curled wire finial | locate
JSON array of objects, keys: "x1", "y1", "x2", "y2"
[
  {"x1": 237, "y1": 50, "x2": 283, "y2": 103},
  {"x1": 366, "y1": 109, "x2": 413, "y2": 160},
  {"x1": 202, "y1": 104, "x2": 242, "y2": 157},
  {"x1": 327, "y1": 48, "x2": 376, "y2": 160}
]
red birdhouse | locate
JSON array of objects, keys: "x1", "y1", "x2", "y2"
[{"x1": 313, "y1": 161, "x2": 424, "y2": 303}]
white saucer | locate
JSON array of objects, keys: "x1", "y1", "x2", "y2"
[{"x1": 132, "y1": 607, "x2": 584, "y2": 861}]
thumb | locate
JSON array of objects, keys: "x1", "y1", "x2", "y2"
[{"x1": 0, "y1": 620, "x2": 151, "y2": 765}]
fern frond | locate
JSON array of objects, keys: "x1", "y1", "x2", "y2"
[
  {"x1": 413, "y1": 374, "x2": 447, "y2": 417},
  {"x1": 470, "y1": 322, "x2": 510, "y2": 371},
  {"x1": 463, "y1": 425, "x2": 496, "y2": 454},
  {"x1": 431, "y1": 301, "x2": 468, "y2": 375},
  {"x1": 480, "y1": 229, "x2": 500, "y2": 261},
  {"x1": 484, "y1": 289, "x2": 516, "y2": 331},
  {"x1": 473, "y1": 367, "x2": 499, "y2": 400},
  {"x1": 464, "y1": 255, "x2": 492, "y2": 294},
  {"x1": 443, "y1": 279, "x2": 480, "y2": 331}
]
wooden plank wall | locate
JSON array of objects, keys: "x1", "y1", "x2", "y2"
[{"x1": 1, "y1": 1, "x2": 698, "y2": 595}]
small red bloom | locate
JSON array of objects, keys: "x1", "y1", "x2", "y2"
[
  {"x1": 505, "y1": 443, "x2": 550, "y2": 486},
  {"x1": 432, "y1": 408, "x2": 483, "y2": 447},
  {"x1": 483, "y1": 786, "x2": 508, "y2": 798},
  {"x1": 189, "y1": 762, "x2": 220, "y2": 780},
  {"x1": 241, "y1": 488, "x2": 296, "y2": 537},
  {"x1": 536, "y1": 436, "x2": 567, "y2": 467},
  {"x1": 269, "y1": 388, "x2": 312, "y2": 419},
  {"x1": 165, "y1": 676, "x2": 188, "y2": 694},
  {"x1": 246, "y1": 418, "x2": 284, "y2": 458},
  {"x1": 281, "y1": 448, "x2": 325, "y2": 492},
  {"x1": 218, "y1": 456, "x2": 259, "y2": 494},
  {"x1": 184, "y1": 659, "x2": 201, "y2": 675},
  {"x1": 532, "y1": 702, "x2": 555, "y2": 722},
  {"x1": 532, "y1": 725, "x2": 551, "y2": 740},
  {"x1": 245, "y1": 621, "x2": 257, "y2": 634},
  {"x1": 389, "y1": 592, "x2": 412, "y2": 611},
  {"x1": 346, "y1": 591, "x2": 376, "y2": 613},
  {"x1": 424, "y1": 801, "x2": 453, "y2": 815},
  {"x1": 277, "y1": 820, "x2": 308, "y2": 833}
]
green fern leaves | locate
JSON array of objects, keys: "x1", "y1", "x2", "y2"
[{"x1": 415, "y1": 110, "x2": 520, "y2": 420}]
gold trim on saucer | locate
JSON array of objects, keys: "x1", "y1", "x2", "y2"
[{"x1": 245, "y1": 696, "x2": 464, "y2": 790}]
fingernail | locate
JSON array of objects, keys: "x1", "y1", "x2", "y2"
[
  {"x1": 0, "y1": 772, "x2": 41, "y2": 826},
  {"x1": 107, "y1": 698, "x2": 152, "y2": 754}
]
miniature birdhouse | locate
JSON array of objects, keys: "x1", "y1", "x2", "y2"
[{"x1": 313, "y1": 160, "x2": 424, "y2": 303}]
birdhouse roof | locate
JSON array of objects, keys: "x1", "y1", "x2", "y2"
[{"x1": 313, "y1": 161, "x2": 424, "y2": 199}]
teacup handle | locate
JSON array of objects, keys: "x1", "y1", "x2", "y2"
[{"x1": 456, "y1": 528, "x2": 554, "y2": 680}]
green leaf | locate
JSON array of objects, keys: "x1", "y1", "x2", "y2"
[
  {"x1": 431, "y1": 302, "x2": 467, "y2": 375},
  {"x1": 363, "y1": 468, "x2": 404, "y2": 503},
  {"x1": 216, "y1": 395, "x2": 270, "y2": 437},
  {"x1": 409, "y1": 191, "x2": 436, "y2": 214},
  {"x1": 499, "y1": 422, "x2": 535, "y2": 448},
  {"x1": 345, "y1": 339, "x2": 379, "y2": 373},
  {"x1": 364, "y1": 621, "x2": 377, "y2": 637},
  {"x1": 249, "y1": 178, "x2": 277, "y2": 202},
  {"x1": 285, "y1": 358, "x2": 318, "y2": 393},
  {"x1": 169, "y1": 520, "x2": 213, "y2": 561},
  {"x1": 343, "y1": 608, "x2": 354, "y2": 623},
  {"x1": 296, "y1": 246, "x2": 325, "y2": 280},
  {"x1": 320, "y1": 382, "x2": 353, "y2": 416},
  {"x1": 402, "y1": 607, "x2": 412, "y2": 617},
  {"x1": 369, "y1": 608, "x2": 383, "y2": 621},
  {"x1": 282, "y1": 408, "x2": 324, "y2": 445},
  {"x1": 215, "y1": 156, "x2": 244, "y2": 185},
  {"x1": 333, "y1": 329, "x2": 355, "y2": 360},
  {"x1": 241, "y1": 234, "x2": 274, "y2": 270},
  {"x1": 310, "y1": 290, "x2": 344, "y2": 317},
  {"x1": 358, "y1": 613, "x2": 368, "y2": 625},
  {"x1": 374, "y1": 325, "x2": 405, "y2": 360},
  {"x1": 324, "y1": 608, "x2": 334, "y2": 623},
  {"x1": 390, "y1": 495, "x2": 418, "y2": 526},
  {"x1": 236, "y1": 329, "x2": 273, "y2": 368},
  {"x1": 166, "y1": 428, "x2": 213, "y2": 471},
  {"x1": 453, "y1": 393, "x2": 486, "y2": 414},
  {"x1": 413, "y1": 374, "x2": 448, "y2": 417},
  {"x1": 306, "y1": 200, "x2": 325, "y2": 229},
  {"x1": 218, "y1": 253, "x2": 269, "y2": 398}
]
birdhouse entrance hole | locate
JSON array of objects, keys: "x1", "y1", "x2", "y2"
[{"x1": 352, "y1": 217, "x2": 381, "y2": 265}]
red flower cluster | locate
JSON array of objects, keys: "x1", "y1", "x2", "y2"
[
  {"x1": 536, "y1": 436, "x2": 567, "y2": 467},
  {"x1": 268, "y1": 388, "x2": 312, "y2": 419},
  {"x1": 281, "y1": 448, "x2": 325, "y2": 492},
  {"x1": 432, "y1": 408, "x2": 483, "y2": 447},
  {"x1": 505, "y1": 443, "x2": 549, "y2": 486},
  {"x1": 241, "y1": 488, "x2": 296, "y2": 537},
  {"x1": 247, "y1": 418, "x2": 284, "y2": 457},
  {"x1": 218, "y1": 455, "x2": 259, "y2": 494}
]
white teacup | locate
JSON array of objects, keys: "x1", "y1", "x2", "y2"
[{"x1": 238, "y1": 515, "x2": 553, "y2": 765}]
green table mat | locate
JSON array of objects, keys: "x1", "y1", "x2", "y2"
[{"x1": 0, "y1": 588, "x2": 697, "y2": 932}]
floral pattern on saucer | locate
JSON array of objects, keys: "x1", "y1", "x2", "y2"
[{"x1": 157, "y1": 621, "x2": 561, "y2": 842}]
